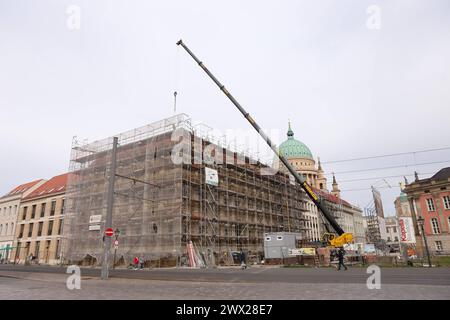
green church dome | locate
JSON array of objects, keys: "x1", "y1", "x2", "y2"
[
  {"x1": 399, "y1": 191, "x2": 407, "y2": 202},
  {"x1": 278, "y1": 122, "x2": 313, "y2": 160}
]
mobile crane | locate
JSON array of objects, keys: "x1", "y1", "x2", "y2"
[{"x1": 177, "y1": 39, "x2": 353, "y2": 248}]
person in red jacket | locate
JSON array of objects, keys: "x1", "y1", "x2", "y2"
[{"x1": 133, "y1": 256, "x2": 139, "y2": 270}]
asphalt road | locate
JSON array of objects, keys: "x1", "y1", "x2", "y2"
[{"x1": 1, "y1": 264, "x2": 449, "y2": 286}]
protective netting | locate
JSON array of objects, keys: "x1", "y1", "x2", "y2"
[{"x1": 62, "y1": 114, "x2": 310, "y2": 268}]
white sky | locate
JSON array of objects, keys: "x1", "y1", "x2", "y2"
[{"x1": 1, "y1": 0, "x2": 450, "y2": 215}]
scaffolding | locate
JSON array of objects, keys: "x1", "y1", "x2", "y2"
[{"x1": 62, "y1": 114, "x2": 309, "y2": 268}]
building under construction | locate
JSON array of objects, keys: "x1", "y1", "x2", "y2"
[{"x1": 62, "y1": 114, "x2": 310, "y2": 267}]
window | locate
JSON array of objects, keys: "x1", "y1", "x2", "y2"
[
  {"x1": 435, "y1": 241, "x2": 443, "y2": 251},
  {"x1": 394, "y1": 236, "x2": 398, "y2": 242},
  {"x1": 31, "y1": 205, "x2": 36, "y2": 219},
  {"x1": 61, "y1": 199, "x2": 65, "y2": 215},
  {"x1": 47, "y1": 221, "x2": 54, "y2": 236},
  {"x1": 18, "y1": 225, "x2": 24, "y2": 238},
  {"x1": 50, "y1": 201, "x2": 56, "y2": 216},
  {"x1": 277, "y1": 236, "x2": 283, "y2": 241},
  {"x1": 431, "y1": 218, "x2": 440, "y2": 234},
  {"x1": 22, "y1": 206, "x2": 28, "y2": 220},
  {"x1": 4, "y1": 224, "x2": 8, "y2": 236},
  {"x1": 28, "y1": 223, "x2": 34, "y2": 237},
  {"x1": 10, "y1": 223, "x2": 14, "y2": 235},
  {"x1": 426, "y1": 199, "x2": 435, "y2": 212},
  {"x1": 443, "y1": 196, "x2": 450, "y2": 210},
  {"x1": 35, "y1": 241, "x2": 40, "y2": 259},
  {"x1": 55, "y1": 240, "x2": 61, "y2": 259},
  {"x1": 58, "y1": 219, "x2": 64, "y2": 235},
  {"x1": 40, "y1": 203, "x2": 46, "y2": 218},
  {"x1": 392, "y1": 226, "x2": 397, "y2": 233},
  {"x1": 265, "y1": 236, "x2": 271, "y2": 241},
  {"x1": 386, "y1": 227, "x2": 389, "y2": 233},
  {"x1": 0, "y1": 225, "x2": 2, "y2": 235},
  {"x1": 38, "y1": 222, "x2": 43, "y2": 237},
  {"x1": 387, "y1": 237, "x2": 391, "y2": 242}
]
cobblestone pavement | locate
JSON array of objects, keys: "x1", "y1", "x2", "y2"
[{"x1": 1, "y1": 271, "x2": 449, "y2": 300}]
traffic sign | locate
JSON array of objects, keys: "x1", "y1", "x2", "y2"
[
  {"x1": 105, "y1": 228, "x2": 114, "y2": 237},
  {"x1": 114, "y1": 240, "x2": 119, "y2": 246}
]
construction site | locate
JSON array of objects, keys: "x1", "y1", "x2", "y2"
[{"x1": 62, "y1": 114, "x2": 311, "y2": 268}]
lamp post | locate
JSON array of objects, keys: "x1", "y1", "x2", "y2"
[
  {"x1": 112, "y1": 228, "x2": 120, "y2": 269},
  {"x1": 417, "y1": 216, "x2": 432, "y2": 267}
]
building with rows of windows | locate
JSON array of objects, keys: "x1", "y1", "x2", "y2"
[
  {"x1": 0, "y1": 179, "x2": 46, "y2": 262},
  {"x1": 11, "y1": 173, "x2": 68, "y2": 265},
  {"x1": 404, "y1": 167, "x2": 450, "y2": 256}
]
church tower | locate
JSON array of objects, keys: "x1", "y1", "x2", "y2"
[
  {"x1": 316, "y1": 158, "x2": 328, "y2": 191},
  {"x1": 331, "y1": 174, "x2": 341, "y2": 198}
]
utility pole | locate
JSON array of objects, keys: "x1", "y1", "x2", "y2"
[{"x1": 101, "y1": 136, "x2": 118, "y2": 280}]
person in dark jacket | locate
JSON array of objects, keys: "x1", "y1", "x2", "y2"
[
  {"x1": 239, "y1": 250, "x2": 247, "y2": 269},
  {"x1": 337, "y1": 247, "x2": 347, "y2": 271}
]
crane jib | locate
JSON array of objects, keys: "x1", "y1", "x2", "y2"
[
  {"x1": 176, "y1": 39, "x2": 348, "y2": 239},
  {"x1": 302, "y1": 182, "x2": 319, "y2": 202}
]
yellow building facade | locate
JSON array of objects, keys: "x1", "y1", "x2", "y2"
[{"x1": 12, "y1": 174, "x2": 67, "y2": 265}]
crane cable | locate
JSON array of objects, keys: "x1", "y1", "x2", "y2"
[{"x1": 173, "y1": 44, "x2": 180, "y2": 114}]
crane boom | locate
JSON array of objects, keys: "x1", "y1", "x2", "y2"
[{"x1": 177, "y1": 39, "x2": 352, "y2": 246}]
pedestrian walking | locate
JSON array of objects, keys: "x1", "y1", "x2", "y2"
[
  {"x1": 139, "y1": 255, "x2": 145, "y2": 270},
  {"x1": 337, "y1": 247, "x2": 347, "y2": 271},
  {"x1": 239, "y1": 250, "x2": 247, "y2": 269},
  {"x1": 133, "y1": 256, "x2": 139, "y2": 270},
  {"x1": 27, "y1": 253, "x2": 33, "y2": 266}
]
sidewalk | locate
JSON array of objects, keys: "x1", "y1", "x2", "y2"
[{"x1": 1, "y1": 269, "x2": 450, "y2": 300}]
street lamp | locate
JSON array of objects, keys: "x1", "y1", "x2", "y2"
[
  {"x1": 417, "y1": 217, "x2": 432, "y2": 267},
  {"x1": 112, "y1": 228, "x2": 120, "y2": 270}
]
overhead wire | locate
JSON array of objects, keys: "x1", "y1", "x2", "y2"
[
  {"x1": 321, "y1": 146, "x2": 450, "y2": 164},
  {"x1": 329, "y1": 171, "x2": 435, "y2": 183},
  {"x1": 324, "y1": 159, "x2": 450, "y2": 176}
]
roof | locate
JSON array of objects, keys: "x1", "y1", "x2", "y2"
[
  {"x1": 314, "y1": 187, "x2": 352, "y2": 207},
  {"x1": 23, "y1": 173, "x2": 68, "y2": 201},
  {"x1": 1, "y1": 179, "x2": 44, "y2": 198},
  {"x1": 430, "y1": 167, "x2": 450, "y2": 181},
  {"x1": 278, "y1": 123, "x2": 313, "y2": 160},
  {"x1": 414, "y1": 167, "x2": 450, "y2": 185}
]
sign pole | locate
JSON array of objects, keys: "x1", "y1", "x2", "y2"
[
  {"x1": 101, "y1": 137, "x2": 118, "y2": 280},
  {"x1": 113, "y1": 247, "x2": 117, "y2": 270}
]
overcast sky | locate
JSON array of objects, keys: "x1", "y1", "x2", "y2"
[{"x1": 1, "y1": 0, "x2": 449, "y2": 215}]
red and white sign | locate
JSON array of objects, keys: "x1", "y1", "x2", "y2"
[
  {"x1": 399, "y1": 217, "x2": 416, "y2": 243},
  {"x1": 105, "y1": 228, "x2": 114, "y2": 237}
]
